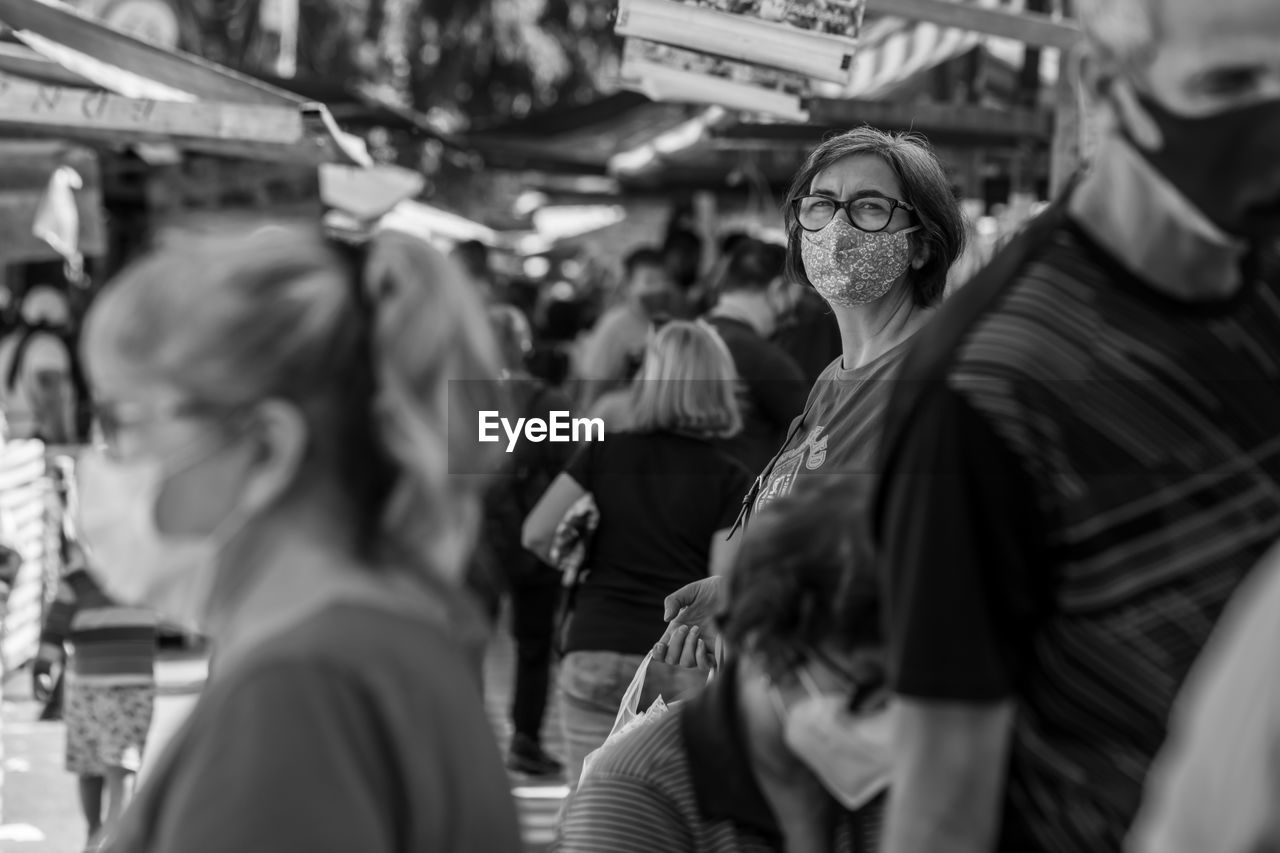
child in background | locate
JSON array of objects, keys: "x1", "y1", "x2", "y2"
[{"x1": 36, "y1": 513, "x2": 157, "y2": 852}]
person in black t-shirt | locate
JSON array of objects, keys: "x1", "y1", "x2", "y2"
[
  {"x1": 523, "y1": 320, "x2": 752, "y2": 789},
  {"x1": 704, "y1": 240, "x2": 809, "y2": 474}
]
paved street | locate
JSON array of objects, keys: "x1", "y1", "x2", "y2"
[{"x1": 1, "y1": 616, "x2": 568, "y2": 852}]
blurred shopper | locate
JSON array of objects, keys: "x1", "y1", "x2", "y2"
[
  {"x1": 524, "y1": 321, "x2": 751, "y2": 789},
  {"x1": 574, "y1": 247, "x2": 677, "y2": 408},
  {"x1": 664, "y1": 228, "x2": 704, "y2": 313},
  {"x1": 1128, "y1": 539, "x2": 1280, "y2": 853},
  {"x1": 452, "y1": 238, "x2": 498, "y2": 303},
  {"x1": 477, "y1": 304, "x2": 574, "y2": 777},
  {"x1": 558, "y1": 479, "x2": 887, "y2": 852},
  {"x1": 872, "y1": 0, "x2": 1280, "y2": 850},
  {"x1": 705, "y1": 240, "x2": 808, "y2": 473},
  {"x1": 37, "y1": 517, "x2": 156, "y2": 853},
  {"x1": 772, "y1": 288, "x2": 843, "y2": 386},
  {"x1": 77, "y1": 227, "x2": 522, "y2": 853},
  {"x1": 0, "y1": 284, "x2": 79, "y2": 442}
]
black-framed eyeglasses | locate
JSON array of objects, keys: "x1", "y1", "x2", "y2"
[
  {"x1": 792, "y1": 194, "x2": 915, "y2": 233},
  {"x1": 90, "y1": 399, "x2": 247, "y2": 458}
]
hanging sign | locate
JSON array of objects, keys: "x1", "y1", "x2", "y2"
[
  {"x1": 619, "y1": 37, "x2": 811, "y2": 123},
  {"x1": 615, "y1": 0, "x2": 866, "y2": 84}
]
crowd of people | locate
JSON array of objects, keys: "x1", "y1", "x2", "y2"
[{"x1": 18, "y1": 0, "x2": 1280, "y2": 850}]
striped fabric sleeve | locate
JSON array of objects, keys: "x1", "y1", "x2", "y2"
[
  {"x1": 556, "y1": 774, "x2": 695, "y2": 853},
  {"x1": 39, "y1": 576, "x2": 77, "y2": 648}
]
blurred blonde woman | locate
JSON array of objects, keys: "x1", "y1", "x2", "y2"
[
  {"x1": 75, "y1": 225, "x2": 522, "y2": 852},
  {"x1": 524, "y1": 320, "x2": 753, "y2": 789}
]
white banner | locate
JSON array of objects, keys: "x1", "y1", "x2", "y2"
[
  {"x1": 619, "y1": 37, "x2": 811, "y2": 122},
  {"x1": 616, "y1": 0, "x2": 866, "y2": 85}
]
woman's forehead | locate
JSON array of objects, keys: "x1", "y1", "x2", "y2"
[{"x1": 810, "y1": 153, "x2": 903, "y2": 197}]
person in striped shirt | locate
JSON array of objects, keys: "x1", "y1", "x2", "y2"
[
  {"x1": 872, "y1": 0, "x2": 1280, "y2": 850},
  {"x1": 36, "y1": 536, "x2": 157, "y2": 853},
  {"x1": 557, "y1": 479, "x2": 886, "y2": 853}
]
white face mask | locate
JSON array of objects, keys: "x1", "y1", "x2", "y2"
[
  {"x1": 801, "y1": 218, "x2": 921, "y2": 307},
  {"x1": 771, "y1": 666, "x2": 893, "y2": 811},
  {"x1": 76, "y1": 445, "x2": 248, "y2": 633}
]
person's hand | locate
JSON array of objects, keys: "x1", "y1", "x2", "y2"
[
  {"x1": 654, "y1": 576, "x2": 724, "y2": 668},
  {"x1": 32, "y1": 644, "x2": 58, "y2": 703},
  {"x1": 653, "y1": 623, "x2": 715, "y2": 671}
]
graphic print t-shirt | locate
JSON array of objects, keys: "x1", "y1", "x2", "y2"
[{"x1": 750, "y1": 342, "x2": 910, "y2": 518}]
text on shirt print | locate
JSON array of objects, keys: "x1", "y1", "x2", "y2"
[{"x1": 757, "y1": 426, "x2": 829, "y2": 508}]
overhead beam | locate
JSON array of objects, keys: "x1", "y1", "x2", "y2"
[
  {"x1": 804, "y1": 97, "x2": 1053, "y2": 140},
  {"x1": 0, "y1": 71, "x2": 356, "y2": 164},
  {"x1": 862, "y1": 0, "x2": 1081, "y2": 51}
]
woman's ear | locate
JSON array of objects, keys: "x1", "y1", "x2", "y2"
[
  {"x1": 911, "y1": 239, "x2": 931, "y2": 271},
  {"x1": 241, "y1": 399, "x2": 309, "y2": 514}
]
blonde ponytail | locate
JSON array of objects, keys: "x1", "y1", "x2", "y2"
[{"x1": 363, "y1": 233, "x2": 504, "y2": 582}]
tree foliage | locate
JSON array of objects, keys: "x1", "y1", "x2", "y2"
[{"x1": 182, "y1": 0, "x2": 620, "y2": 131}]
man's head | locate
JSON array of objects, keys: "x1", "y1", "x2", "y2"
[
  {"x1": 1079, "y1": 0, "x2": 1280, "y2": 237},
  {"x1": 623, "y1": 247, "x2": 674, "y2": 317}
]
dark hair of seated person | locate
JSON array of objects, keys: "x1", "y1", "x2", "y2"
[{"x1": 719, "y1": 478, "x2": 883, "y2": 693}]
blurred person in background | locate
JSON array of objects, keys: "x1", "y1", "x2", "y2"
[
  {"x1": 77, "y1": 227, "x2": 522, "y2": 852},
  {"x1": 0, "y1": 284, "x2": 79, "y2": 443},
  {"x1": 705, "y1": 240, "x2": 809, "y2": 474},
  {"x1": 872, "y1": 0, "x2": 1280, "y2": 849},
  {"x1": 574, "y1": 247, "x2": 678, "y2": 408},
  {"x1": 452, "y1": 238, "x2": 498, "y2": 304},
  {"x1": 771, "y1": 286, "x2": 844, "y2": 387},
  {"x1": 559, "y1": 479, "x2": 888, "y2": 852},
  {"x1": 36, "y1": 476, "x2": 157, "y2": 853},
  {"x1": 524, "y1": 321, "x2": 752, "y2": 790},
  {"x1": 475, "y1": 304, "x2": 575, "y2": 777},
  {"x1": 663, "y1": 228, "x2": 705, "y2": 314}
]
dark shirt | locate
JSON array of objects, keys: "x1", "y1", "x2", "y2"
[
  {"x1": 874, "y1": 209, "x2": 1280, "y2": 852},
  {"x1": 731, "y1": 343, "x2": 908, "y2": 537},
  {"x1": 772, "y1": 294, "x2": 843, "y2": 386},
  {"x1": 564, "y1": 431, "x2": 751, "y2": 656},
  {"x1": 556, "y1": 659, "x2": 880, "y2": 852},
  {"x1": 705, "y1": 315, "x2": 809, "y2": 475},
  {"x1": 105, "y1": 600, "x2": 522, "y2": 853}
]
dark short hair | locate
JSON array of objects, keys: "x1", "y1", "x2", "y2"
[
  {"x1": 663, "y1": 228, "x2": 703, "y2": 257},
  {"x1": 783, "y1": 126, "x2": 966, "y2": 308},
  {"x1": 624, "y1": 247, "x2": 667, "y2": 279},
  {"x1": 452, "y1": 239, "x2": 490, "y2": 279},
  {"x1": 721, "y1": 477, "x2": 879, "y2": 682},
  {"x1": 719, "y1": 231, "x2": 753, "y2": 256},
  {"x1": 721, "y1": 240, "x2": 786, "y2": 293}
]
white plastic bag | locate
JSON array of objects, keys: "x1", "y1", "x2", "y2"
[{"x1": 580, "y1": 652, "x2": 673, "y2": 782}]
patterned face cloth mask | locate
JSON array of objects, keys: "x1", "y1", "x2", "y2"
[{"x1": 801, "y1": 218, "x2": 921, "y2": 307}]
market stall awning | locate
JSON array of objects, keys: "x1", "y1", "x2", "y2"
[
  {"x1": 0, "y1": 0, "x2": 368, "y2": 164},
  {"x1": 467, "y1": 91, "x2": 709, "y2": 175}
]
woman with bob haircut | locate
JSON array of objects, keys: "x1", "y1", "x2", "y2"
[
  {"x1": 524, "y1": 320, "x2": 753, "y2": 790},
  {"x1": 76, "y1": 224, "x2": 522, "y2": 852},
  {"x1": 557, "y1": 478, "x2": 890, "y2": 852},
  {"x1": 658, "y1": 125, "x2": 966, "y2": 663}
]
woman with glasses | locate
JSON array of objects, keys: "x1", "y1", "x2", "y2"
[
  {"x1": 557, "y1": 479, "x2": 889, "y2": 853},
  {"x1": 657, "y1": 126, "x2": 966, "y2": 663},
  {"x1": 74, "y1": 226, "x2": 522, "y2": 852}
]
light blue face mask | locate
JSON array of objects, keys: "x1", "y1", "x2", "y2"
[{"x1": 801, "y1": 218, "x2": 921, "y2": 307}]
